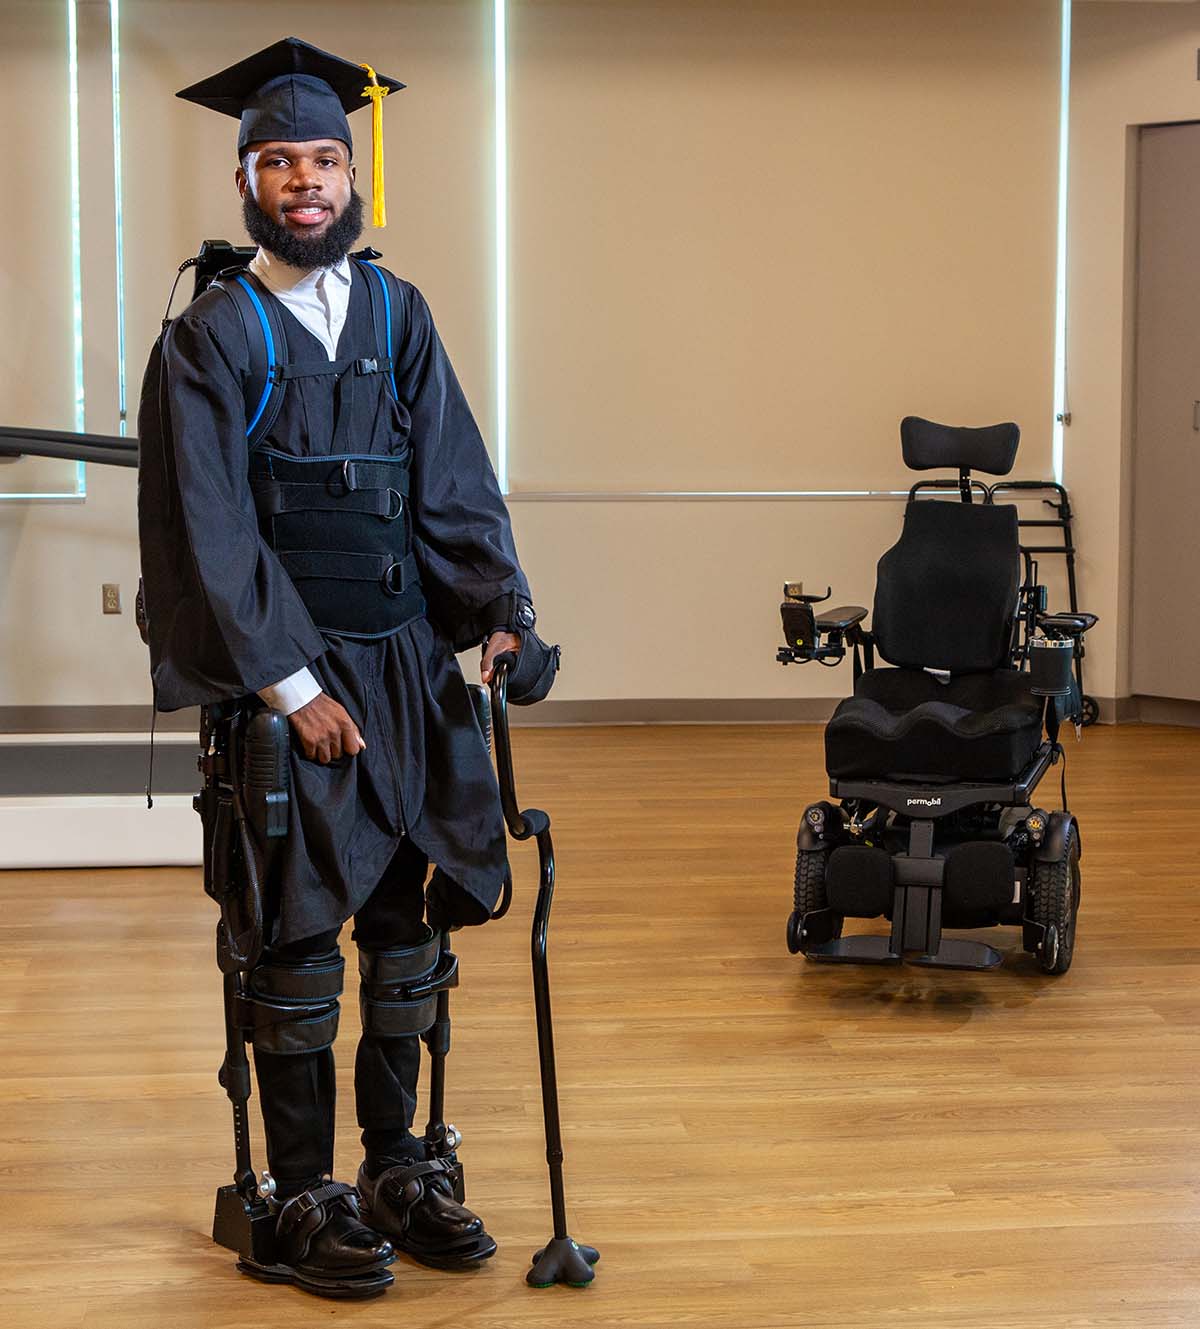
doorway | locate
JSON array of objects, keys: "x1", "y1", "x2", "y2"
[{"x1": 1130, "y1": 121, "x2": 1200, "y2": 703}]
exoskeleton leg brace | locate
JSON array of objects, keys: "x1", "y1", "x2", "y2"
[
  {"x1": 357, "y1": 927, "x2": 461, "y2": 1173},
  {"x1": 355, "y1": 928, "x2": 499, "y2": 1267},
  {"x1": 357, "y1": 927, "x2": 455, "y2": 1040},
  {"x1": 239, "y1": 950, "x2": 345, "y2": 1056}
]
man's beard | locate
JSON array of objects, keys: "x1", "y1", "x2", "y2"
[{"x1": 242, "y1": 188, "x2": 365, "y2": 269}]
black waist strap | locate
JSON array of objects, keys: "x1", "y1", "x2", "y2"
[
  {"x1": 254, "y1": 480, "x2": 404, "y2": 520},
  {"x1": 279, "y1": 549, "x2": 419, "y2": 595}
]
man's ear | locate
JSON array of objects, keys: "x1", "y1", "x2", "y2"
[{"x1": 235, "y1": 164, "x2": 248, "y2": 200}]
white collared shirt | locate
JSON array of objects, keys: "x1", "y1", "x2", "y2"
[
  {"x1": 249, "y1": 247, "x2": 353, "y2": 714},
  {"x1": 247, "y1": 247, "x2": 352, "y2": 361}
]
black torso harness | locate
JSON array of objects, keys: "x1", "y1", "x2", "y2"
[{"x1": 213, "y1": 258, "x2": 425, "y2": 639}]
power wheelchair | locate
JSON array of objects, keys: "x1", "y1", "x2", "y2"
[{"x1": 776, "y1": 418, "x2": 1096, "y2": 975}]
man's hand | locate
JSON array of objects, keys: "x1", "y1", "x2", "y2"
[
  {"x1": 288, "y1": 692, "x2": 366, "y2": 763},
  {"x1": 480, "y1": 630, "x2": 521, "y2": 685}
]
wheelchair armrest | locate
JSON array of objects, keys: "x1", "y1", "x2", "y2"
[
  {"x1": 815, "y1": 605, "x2": 868, "y2": 635},
  {"x1": 1038, "y1": 612, "x2": 1098, "y2": 638}
]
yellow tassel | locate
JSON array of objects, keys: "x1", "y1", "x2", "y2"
[{"x1": 359, "y1": 62, "x2": 388, "y2": 228}]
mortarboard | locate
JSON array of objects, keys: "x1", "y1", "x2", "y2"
[{"x1": 176, "y1": 36, "x2": 404, "y2": 227}]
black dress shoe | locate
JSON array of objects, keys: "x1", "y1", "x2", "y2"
[
  {"x1": 357, "y1": 1158, "x2": 497, "y2": 1269},
  {"x1": 238, "y1": 1181, "x2": 396, "y2": 1299}
]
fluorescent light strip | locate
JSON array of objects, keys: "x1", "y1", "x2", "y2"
[
  {"x1": 494, "y1": 0, "x2": 508, "y2": 494},
  {"x1": 110, "y1": 0, "x2": 127, "y2": 437},
  {"x1": 1051, "y1": 0, "x2": 1071, "y2": 486},
  {"x1": 66, "y1": 0, "x2": 86, "y2": 494}
]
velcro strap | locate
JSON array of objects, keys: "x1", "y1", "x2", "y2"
[
  {"x1": 342, "y1": 458, "x2": 410, "y2": 494},
  {"x1": 249, "y1": 951, "x2": 344, "y2": 1003},
  {"x1": 281, "y1": 1181, "x2": 358, "y2": 1226},
  {"x1": 375, "y1": 1159, "x2": 451, "y2": 1193},
  {"x1": 278, "y1": 551, "x2": 418, "y2": 593},
  {"x1": 240, "y1": 950, "x2": 344, "y2": 1055},
  {"x1": 360, "y1": 990, "x2": 437, "y2": 1039},
  {"x1": 237, "y1": 997, "x2": 340, "y2": 1055},
  {"x1": 358, "y1": 930, "x2": 449, "y2": 1039},
  {"x1": 253, "y1": 480, "x2": 403, "y2": 520},
  {"x1": 296, "y1": 1180, "x2": 356, "y2": 1209},
  {"x1": 358, "y1": 928, "x2": 439, "y2": 987}
]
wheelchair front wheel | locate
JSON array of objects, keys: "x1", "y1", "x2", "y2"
[
  {"x1": 1030, "y1": 828, "x2": 1081, "y2": 975},
  {"x1": 789, "y1": 846, "x2": 843, "y2": 954}
]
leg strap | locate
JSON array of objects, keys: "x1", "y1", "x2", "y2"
[
  {"x1": 358, "y1": 927, "x2": 458, "y2": 1039},
  {"x1": 237, "y1": 948, "x2": 345, "y2": 1055}
]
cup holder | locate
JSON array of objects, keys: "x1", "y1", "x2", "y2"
[{"x1": 1027, "y1": 636, "x2": 1074, "y2": 697}]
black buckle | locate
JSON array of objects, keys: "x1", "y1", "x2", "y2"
[
  {"x1": 342, "y1": 458, "x2": 358, "y2": 492},
  {"x1": 383, "y1": 562, "x2": 406, "y2": 596},
  {"x1": 383, "y1": 488, "x2": 403, "y2": 521},
  {"x1": 402, "y1": 950, "x2": 459, "y2": 1000}
]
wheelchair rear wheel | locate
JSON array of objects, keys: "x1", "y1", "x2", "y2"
[
  {"x1": 787, "y1": 847, "x2": 843, "y2": 954},
  {"x1": 1030, "y1": 827, "x2": 1081, "y2": 975}
]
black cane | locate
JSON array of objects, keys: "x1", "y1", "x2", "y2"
[{"x1": 488, "y1": 661, "x2": 599, "y2": 1288}]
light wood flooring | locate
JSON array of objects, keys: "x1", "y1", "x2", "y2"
[{"x1": 2, "y1": 722, "x2": 1199, "y2": 1329}]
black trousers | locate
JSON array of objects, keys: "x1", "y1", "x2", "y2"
[{"x1": 253, "y1": 837, "x2": 430, "y2": 1197}]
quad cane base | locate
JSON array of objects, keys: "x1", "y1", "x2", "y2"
[{"x1": 528, "y1": 1238, "x2": 601, "y2": 1288}]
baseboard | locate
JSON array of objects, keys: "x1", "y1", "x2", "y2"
[
  {"x1": 0, "y1": 698, "x2": 840, "y2": 735},
  {"x1": 1115, "y1": 694, "x2": 1200, "y2": 727},
  {"x1": 0, "y1": 794, "x2": 200, "y2": 868}
]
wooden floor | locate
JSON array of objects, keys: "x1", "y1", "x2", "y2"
[{"x1": 3, "y1": 723, "x2": 1199, "y2": 1328}]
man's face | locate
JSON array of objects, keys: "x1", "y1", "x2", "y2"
[
  {"x1": 237, "y1": 139, "x2": 355, "y2": 238},
  {"x1": 237, "y1": 138, "x2": 365, "y2": 269}
]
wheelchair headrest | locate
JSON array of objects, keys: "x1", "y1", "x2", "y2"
[{"x1": 900, "y1": 416, "x2": 1019, "y2": 477}]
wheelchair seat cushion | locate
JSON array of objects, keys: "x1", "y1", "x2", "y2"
[{"x1": 825, "y1": 668, "x2": 1043, "y2": 783}]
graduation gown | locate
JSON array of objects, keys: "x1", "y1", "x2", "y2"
[{"x1": 137, "y1": 263, "x2": 529, "y2": 944}]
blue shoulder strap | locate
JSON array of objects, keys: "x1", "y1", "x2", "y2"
[
  {"x1": 355, "y1": 258, "x2": 409, "y2": 404},
  {"x1": 211, "y1": 268, "x2": 289, "y2": 453}
]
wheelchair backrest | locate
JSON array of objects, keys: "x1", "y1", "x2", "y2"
[{"x1": 872, "y1": 499, "x2": 1020, "y2": 673}]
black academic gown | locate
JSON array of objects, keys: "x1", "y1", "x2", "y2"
[{"x1": 137, "y1": 262, "x2": 528, "y2": 945}]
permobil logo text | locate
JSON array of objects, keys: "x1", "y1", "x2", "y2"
[{"x1": 906, "y1": 796, "x2": 942, "y2": 808}]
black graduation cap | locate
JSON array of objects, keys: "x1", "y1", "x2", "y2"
[{"x1": 176, "y1": 36, "x2": 404, "y2": 226}]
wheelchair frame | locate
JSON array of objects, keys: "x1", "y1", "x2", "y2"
[{"x1": 778, "y1": 464, "x2": 1093, "y2": 974}]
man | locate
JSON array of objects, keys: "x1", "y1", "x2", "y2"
[{"x1": 137, "y1": 37, "x2": 557, "y2": 1299}]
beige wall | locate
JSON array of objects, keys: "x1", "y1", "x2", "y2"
[
  {"x1": 1, "y1": 0, "x2": 1070, "y2": 714},
  {"x1": 509, "y1": 0, "x2": 1060, "y2": 494},
  {"x1": 1067, "y1": 0, "x2": 1200, "y2": 703}
]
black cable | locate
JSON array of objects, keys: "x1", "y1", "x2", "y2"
[{"x1": 162, "y1": 256, "x2": 200, "y2": 330}]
